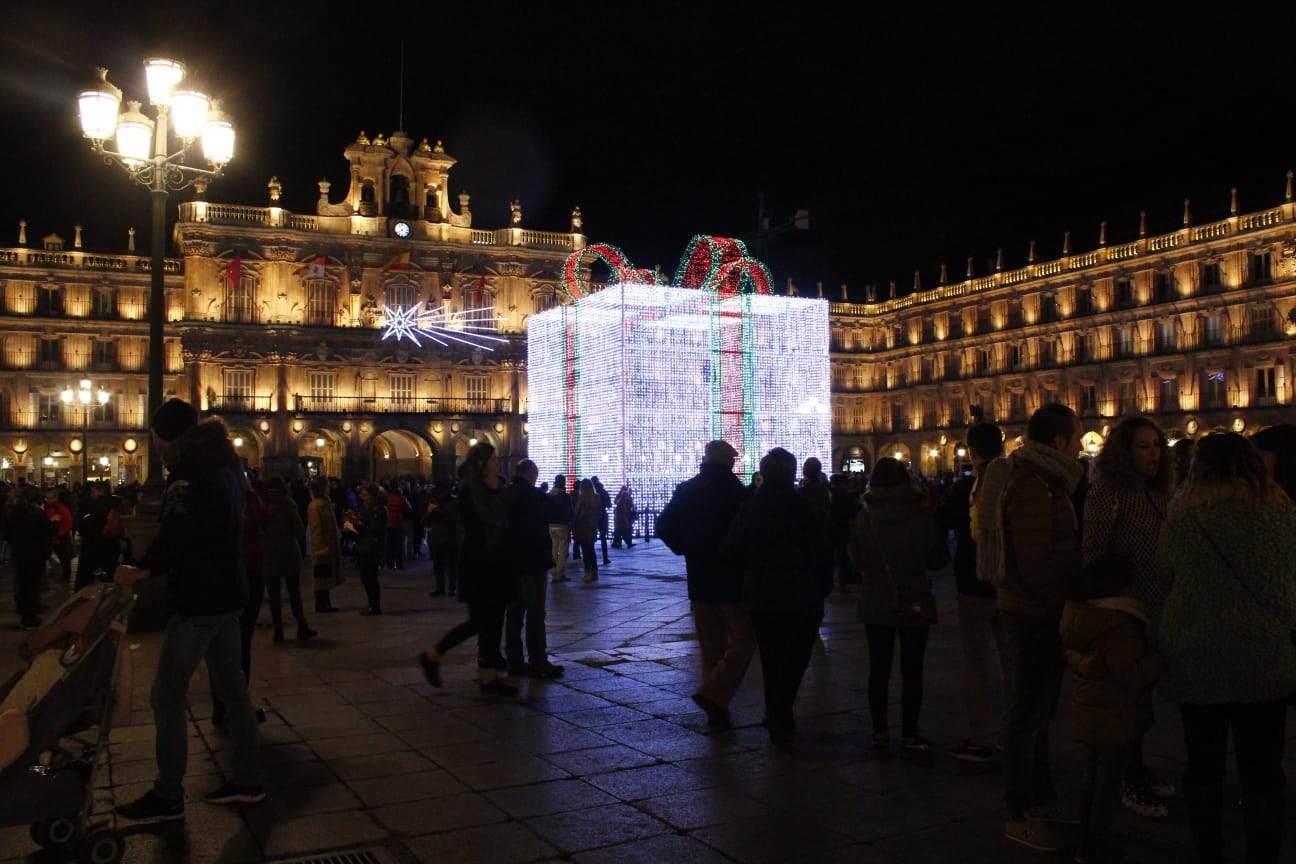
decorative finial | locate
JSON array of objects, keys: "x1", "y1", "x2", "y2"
[
  {"x1": 128, "y1": 227, "x2": 135, "y2": 252},
  {"x1": 358, "y1": 130, "x2": 370, "y2": 145},
  {"x1": 1063, "y1": 230, "x2": 1071, "y2": 255},
  {"x1": 913, "y1": 270, "x2": 921, "y2": 292},
  {"x1": 1286, "y1": 170, "x2": 1293, "y2": 202},
  {"x1": 570, "y1": 206, "x2": 583, "y2": 233},
  {"x1": 1027, "y1": 240, "x2": 1036, "y2": 263},
  {"x1": 787, "y1": 278, "x2": 797, "y2": 296},
  {"x1": 1099, "y1": 221, "x2": 1108, "y2": 246},
  {"x1": 1230, "y1": 186, "x2": 1238, "y2": 215},
  {"x1": 434, "y1": 139, "x2": 445, "y2": 153},
  {"x1": 840, "y1": 283, "x2": 848, "y2": 301},
  {"x1": 1139, "y1": 210, "x2": 1147, "y2": 237},
  {"x1": 418, "y1": 138, "x2": 432, "y2": 152},
  {"x1": 1183, "y1": 198, "x2": 1191, "y2": 226},
  {"x1": 966, "y1": 256, "x2": 974, "y2": 279},
  {"x1": 268, "y1": 176, "x2": 282, "y2": 202},
  {"x1": 373, "y1": 132, "x2": 387, "y2": 147},
  {"x1": 509, "y1": 199, "x2": 522, "y2": 226},
  {"x1": 939, "y1": 263, "x2": 947, "y2": 284},
  {"x1": 995, "y1": 249, "x2": 1004, "y2": 271},
  {"x1": 888, "y1": 280, "x2": 896, "y2": 299},
  {"x1": 74, "y1": 225, "x2": 83, "y2": 249},
  {"x1": 816, "y1": 281, "x2": 824, "y2": 298},
  {"x1": 18, "y1": 219, "x2": 27, "y2": 246}
]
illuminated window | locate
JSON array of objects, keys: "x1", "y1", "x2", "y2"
[
  {"x1": 91, "y1": 339, "x2": 116, "y2": 368},
  {"x1": 223, "y1": 369, "x2": 254, "y2": 411},
  {"x1": 465, "y1": 376, "x2": 489, "y2": 412},
  {"x1": 308, "y1": 371, "x2": 336, "y2": 410},
  {"x1": 37, "y1": 393, "x2": 62, "y2": 422},
  {"x1": 305, "y1": 279, "x2": 335, "y2": 326},
  {"x1": 92, "y1": 287, "x2": 115, "y2": 318},
  {"x1": 1080, "y1": 385, "x2": 1098, "y2": 415},
  {"x1": 225, "y1": 273, "x2": 254, "y2": 323},
  {"x1": 386, "y1": 279, "x2": 416, "y2": 310},
  {"x1": 391, "y1": 373, "x2": 414, "y2": 409},
  {"x1": 38, "y1": 338, "x2": 60, "y2": 369}
]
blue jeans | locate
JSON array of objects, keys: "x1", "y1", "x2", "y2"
[
  {"x1": 1000, "y1": 611, "x2": 1065, "y2": 818},
  {"x1": 151, "y1": 612, "x2": 261, "y2": 800},
  {"x1": 1078, "y1": 740, "x2": 1133, "y2": 859}
]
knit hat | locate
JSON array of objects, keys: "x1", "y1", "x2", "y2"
[{"x1": 151, "y1": 398, "x2": 199, "y2": 441}]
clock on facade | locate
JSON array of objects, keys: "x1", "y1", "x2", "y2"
[{"x1": 392, "y1": 220, "x2": 411, "y2": 238}]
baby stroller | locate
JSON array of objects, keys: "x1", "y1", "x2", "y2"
[{"x1": 0, "y1": 582, "x2": 137, "y2": 864}]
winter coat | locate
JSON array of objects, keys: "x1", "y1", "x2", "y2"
[
  {"x1": 6, "y1": 495, "x2": 52, "y2": 570},
  {"x1": 571, "y1": 498, "x2": 601, "y2": 545},
  {"x1": 138, "y1": 417, "x2": 247, "y2": 617},
  {"x1": 307, "y1": 496, "x2": 343, "y2": 589},
  {"x1": 850, "y1": 484, "x2": 950, "y2": 627},
  {"x1": 502, "y1": 477, "x2": 553, "y2": 575},
  {"x1": 656, "y1": 462, "x2": 749, "y2": 603},
  {"x1": 1060, "y1": 597, "x2": 1162, "y2": 745},
  {"x1": 997, "y1": 441, "x2": 1086, "y2": 617},
  {"x1": 544, "y1": 489, "x2": 572, "y2": 526},
  {"x1": 263, "y1": 487, "x2": 305, "y2": 580},
  {"x1": 1155, "y1": 499, "x2": 1296, "y2": 705},
  {"x1": 721, "y1": 479, "x2": 833, "y2": 618},
  {"x1": 457, "y1": 476, "x2": 513, "y2": 605}
]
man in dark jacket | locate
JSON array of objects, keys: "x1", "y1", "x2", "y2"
[
  {"x1": 113, "y1": 398, "x2": 264, "y2": 822},
  {"x1": 502, "y1": 459, "x2": 562, "y2": 678},
  {"x1": 720, "y1": 447, "x2": 833, "y2": 748},
  {"x1": 656, "y1": 439, "x2": 753, "y2": 732}
]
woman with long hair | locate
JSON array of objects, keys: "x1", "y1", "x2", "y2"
[
  {"x1": 307, "y1": 476, "x2": 343, "y2": 613},
  {"x1": 571, "y1": 479, "x2": 602, "y2": 583},
  {"x1": 351, "y1": 482, "x2": 387, "y2": 615},
  {"x1": 1082, "y1": 415, "x2": 1175, "y2": 818},
  {"x1": 418, "y1": 442, "x2": 518, "y2": 696},
  {"x1": 1156, "y1": 432, "x2": 1296, "y2": 864}
]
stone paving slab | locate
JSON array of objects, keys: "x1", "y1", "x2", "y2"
[{"x1": 1, "y1": 539, "x2": 1294, "y2": 863}]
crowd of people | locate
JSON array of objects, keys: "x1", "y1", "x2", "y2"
[{"x1": 3, "y1": 396, "x2": 1293, "y2": 863}]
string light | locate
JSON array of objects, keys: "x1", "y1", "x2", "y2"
[
  {"x1": 381, "y1": 301, "x2": 509, "y2": 349},
  {"x1": 529, "y1": 236, "x2": 830, "y2": 515}
]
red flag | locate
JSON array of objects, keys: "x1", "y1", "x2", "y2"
[
  {"x1": 224, "y1": 251, "x2": 243, "y2": 288},
  {"x1": 293, "y1": 255, "x2": 327, "y2": 278},
  {"x1": 383, "y1": 248, "x2": 412, "y2": 272}
]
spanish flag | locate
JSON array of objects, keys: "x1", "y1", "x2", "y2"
[
  {"x1": 223, "y1": 251, "x2": 243, "y2": 288},
  {"x1": 383, "y1": 248, "x2": 412, "y2": 272}
]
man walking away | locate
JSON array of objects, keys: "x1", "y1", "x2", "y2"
[
  {"x1": 657, "y1": 439, "x2": 754, "y2": 732},
  {"x1": 113, "y1": 398, "x2": 264, "y2": 822}
]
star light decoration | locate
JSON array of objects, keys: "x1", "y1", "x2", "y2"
[
  {"x1": 380, "y1": 301, "x2": 509, "y2": 349},
  {"x1": 528, "y1": 236, "x2": 831, "y2": 516}
]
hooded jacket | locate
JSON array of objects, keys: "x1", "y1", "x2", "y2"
[
  {"x1": 1060, "y1": 597, "x2": 1162, "y2": 745},
  {"x1": 139, "y1": 417, "x2": 247, "y2": 617},
  {"x1": 850, "y1": 484, "x2": 950, "y2": 627}
]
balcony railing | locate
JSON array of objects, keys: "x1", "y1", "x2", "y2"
[{"x1": 290, "y1": 395, "x2": 511, "y2": 414}]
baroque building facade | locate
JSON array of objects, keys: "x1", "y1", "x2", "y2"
[
  {"x1": 4, "y1": 130, "x2": 1295, "y2": 488},
  {"x1": 0, "y1": 130, "x2": 583, "y2": 486},
  {"x1": 828, "y1": 180, "x2": 1296, "y2": 476}
]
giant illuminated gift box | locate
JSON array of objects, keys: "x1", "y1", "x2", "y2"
[{"x1": 527, "y1": 236, "x2": 831, "y2": 515}]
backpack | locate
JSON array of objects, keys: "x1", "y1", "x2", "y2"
[{"x1": 969, "y1": 454, "x2": 1012, "y2": 587}]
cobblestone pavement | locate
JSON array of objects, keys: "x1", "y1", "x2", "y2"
[{"x1": 1, "y1": 538, "x2": 1293, "y2": 863}]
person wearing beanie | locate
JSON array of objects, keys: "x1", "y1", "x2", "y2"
[{"x1": 112, "y1": 398, "x2": 265, "y2": 821}]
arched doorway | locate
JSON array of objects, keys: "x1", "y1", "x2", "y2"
[
  {"x1": 369, "y1": 428, "x2": 433, "y2": 482},
  {"x1": 839, "y1": 444, "x2": 871, "y2": 475},
  {"x1": 452, "y1": 428, "x2": 499, "y2": 474},
  {"x1": 228, "y1": 427, "x2": 264, "y2": 478}
]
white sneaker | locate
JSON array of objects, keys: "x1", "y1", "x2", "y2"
[
  {"x1": 1004, "y1": 817, "x2": 1066, "y2": 852},
  {"x1": 1120, "y1": 782, "x2": 1168, "y2": 818}
]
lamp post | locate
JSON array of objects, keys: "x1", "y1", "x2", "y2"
[
  {"x1": 77, "y1": 59, "x2": 235, "y2": 495},
  {"x1": 62, "y1": 378, "x2": 111, "y2": 485}
]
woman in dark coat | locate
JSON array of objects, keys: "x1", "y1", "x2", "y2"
[
  {"x1": 349, "y1": 482, "x2": 388, "y2": 615},
  {"x1": 721, "y1": 447, "x2": 833, "y2": 747},
  {"x1": 7, "y1": 486, "x2": 51, "y2": 628},
  {"x1": 418, "y1": 442, "x2": 518, "y2": 696},
  {"x1": 849, "y1": 456, "x2": 950, "y2": 754}
]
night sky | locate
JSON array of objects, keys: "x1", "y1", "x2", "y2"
[{"x1": 4, "y1": 2, "x2": 1293, "y2": 301}]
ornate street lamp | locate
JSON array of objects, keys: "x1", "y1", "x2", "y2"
[
  {"x1": 62, "y1": 378, "x2": 111, "y2": 484},
  {"x1": 77, "y1": 59, "x2": 235, "y2": 494}
]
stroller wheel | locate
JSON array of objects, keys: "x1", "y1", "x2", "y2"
[
  {"x1": 78, "y1": 828, "x2": 125, "y2": 864},
  {"x1": 31, "y1": 814, "x2": 79, "y2": 848}
]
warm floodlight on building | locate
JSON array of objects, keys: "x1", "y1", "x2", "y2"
[{"x1": 527, "y1": 237, "x2": 831, "y2": 514}]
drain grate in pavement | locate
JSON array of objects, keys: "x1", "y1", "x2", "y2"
[{"x1": 268, "y1": 848, "x2": 399, "y2": 864}]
